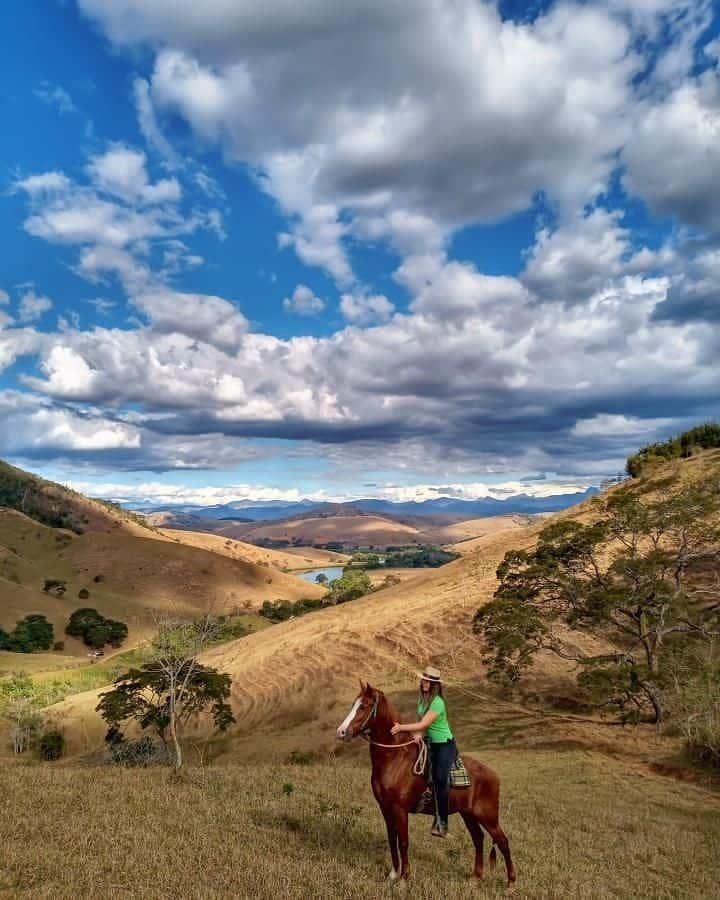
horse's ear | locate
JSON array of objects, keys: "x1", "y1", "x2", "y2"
[
  {"x1": 364, "y1": 681, "x2": 375, "y2": 695},
  {"x1": 359, "y1": 678, "x2": 367, "y2": 693}
]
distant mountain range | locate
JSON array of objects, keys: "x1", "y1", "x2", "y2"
[{"x1": 126, "y1": 488, "x2": 599, "y2": 523}]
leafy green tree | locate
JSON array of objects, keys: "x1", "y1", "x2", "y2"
[
  {"x1": 328, "y1": 570, "x2": 372, "y2": 603},
  {"x1": 38, "y1": 729, "x2": 65, "y2": 761},
  {"x1": 98, "y1": 616, "x2": 235, "y2": 769},
  {"x1": 3, "y1": 615, "x2": 54, "y2": 652},
  {"x1": 474, "y1": 482, "x2": 720, "y2": 723},
  {"x1": 66, "y1": 608, "x2": 128, "y2": 650}
]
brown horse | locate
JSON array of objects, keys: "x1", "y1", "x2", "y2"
[{"x1": 336, "y1": 681, "x2": 516, "y2": 885}]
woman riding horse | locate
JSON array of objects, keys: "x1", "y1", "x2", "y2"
[
  {"x1": 337, "y1": 677, "x2": 515, "y2": 885},
  {"x1": 390, "y1": 665, "x2": 455, "y2": 837}
]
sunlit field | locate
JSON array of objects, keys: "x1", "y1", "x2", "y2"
[{"x1": 2, "y1": 749, "x2": 719, "y2": 899}]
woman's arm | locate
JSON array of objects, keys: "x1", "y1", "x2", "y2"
[{"x1": 390, "y1": 709, "x2": 438, "y2": 736}]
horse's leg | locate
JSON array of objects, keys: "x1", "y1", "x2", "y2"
[
  {"x1": 460, "y1": 812, "x2": 485, "y2": 879},
  {"x1": 396, "y1": 807, "x2": 411, "y2": 881},
  {"x1": 381, "y1": 807, "x2": 401, "y2": 881},
  {"x1": 484, "y1": 823, "x2": 516, "y2": 885}
]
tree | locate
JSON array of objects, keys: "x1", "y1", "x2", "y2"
[
  {"x1": 97, "y1": 616, "x2": 235, "y2": 769},
  {"x1": 315, "y1": 573, "x2": 329, "y2": 585},
  {"x1": 5, "y1": 698, "x2": 42, "y2": 754},
  {"x1": 474, "y1": 482, "x2": 720, "y2": 724},
  {"x1": 66, "y1": 608, "x2": 128, "y2": 650},
  {"x1": 328, "y1": 569, "x2": 372, "y2": 603},
  {"x1": 3, "y1": 615, "x2": 54, "y2": 652}
]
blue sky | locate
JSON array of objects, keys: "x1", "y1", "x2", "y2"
[{"x1": 1, "y1": 0, "x2": 719, "y2": 506}]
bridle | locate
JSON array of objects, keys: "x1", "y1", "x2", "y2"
[
  {"x1": 356, "y1": 694, "x2": 379, "y2": 735},
  {"x1": 354, "y1": 694, "x2": 427, "y2": 776}
]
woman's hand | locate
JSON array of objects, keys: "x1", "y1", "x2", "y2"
[
  {"x1": 390, "y1": 722, "x2": 403, "y2": 736},
  {"x1": 412, "y1": 732, "x2": 423, "y2": 745}
]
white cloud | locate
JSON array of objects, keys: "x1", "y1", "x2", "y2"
[
  {"x1": 0, "y1": 289, "x2": 9, "y2": 305},
  {"x1": 283, "y1": 284, "x2": 325, "y2": 316},
  {"x1": 86, "y1": 145, "x2": 181, "y2": 205},
  {"x1": 133, "y1": 77, "x2": 181, "y2": 168},
  {"x1": 14, "y1": 172, "x2": 71, "y2": 195},
  {"x1": 18, "y1": 290, "x2": 53, "y2": 323},
  {"x1": 571, "y1": 414, "x2": 673, "y2": 438},
  {"x1": 133, "y1": 289, "x2": 248, "y2": 351},
  {"x1": 340, "y1": 292, "x2": 394, "y2": 325},
  {"x1": 623, "y1": 70, "x2": 720, "y2": 230}
]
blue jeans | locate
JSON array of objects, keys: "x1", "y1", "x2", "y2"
[{"x1": 429, "y1": 738, "x2": 456, "y2": 826}]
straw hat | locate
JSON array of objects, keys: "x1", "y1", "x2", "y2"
[{"x1": 417, "y1": 665, "x2": 442, "y2": 683}]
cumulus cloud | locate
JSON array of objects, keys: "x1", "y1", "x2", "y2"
[
  {"x1": 340, "y1": 293, "x2": 394, "y2": 325},
  {"x1": 85, "y1": 145, "x2": 181, "y2": 205},
  {"x1": 77, "y1": 1, "x2": 643, "y2": 284},
  {"x1": 283, "y1": 284, "x2": 325, "y2": 316},
  {"x1": 5, "y1": 1, "x2": 719, "y2": 480},
  {"x1": 623, "y1": 69, "x2": 720, "y2": 231},
  {"x1": 133, "y1": 289, "x2": 248, "y2": 351}
]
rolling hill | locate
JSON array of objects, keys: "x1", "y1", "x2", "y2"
[
  {"x1": 215, "y1": 511, "x2": 429, "y2": 548},
  {"x1": 0, "y1": 461, "x2": 324, "y2": 665},
  {"x1": 18, "y1": 450, "x2": 720, "y2": 774}
]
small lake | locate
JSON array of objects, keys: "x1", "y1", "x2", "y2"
[{"x1": 297, "y1": 566, "x2": 344, "y2": 584}]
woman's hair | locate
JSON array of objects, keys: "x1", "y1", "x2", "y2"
[{"x1": 419, "y1": 680, "x2": 443, "y2": 710}]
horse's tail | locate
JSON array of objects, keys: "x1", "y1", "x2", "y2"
[{"x1": 489, "y1": 844, "x2": 497, "y2": 867}]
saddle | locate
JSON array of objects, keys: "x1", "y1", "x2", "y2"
[{"x1": 414, "y1": 752, "x2": 471, "y2": 814}]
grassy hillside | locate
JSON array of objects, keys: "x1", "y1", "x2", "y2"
[
  {"x1": 222, "y1": 513, "x2": 426, "y2": 548},
  {"x1": 160, "y1": 528, "x2": 351, "y2": 571},
  {"x1": 626, "y1": 422, "x2": 720, "y2": 477},
  {"x1": 3, "y1": 750, "x2": 719, "y2": 899},
  {"x1": 0, "y1": 461, "x2": 324, "y2": 669}
]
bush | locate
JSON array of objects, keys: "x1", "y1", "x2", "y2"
[
  {"x1": 3, "y1": 615, "x2": 54, "y2": 653},
  {"x1": 78, "y1": 588, "x2": 90, "y2": 600},
  {"x1": 38, "y1": 729, "x2": 65, "y2": 761},
  {"x1": 43, "y1": 579, "x2": 67, "y2": 596},
  {"x1": 66, "y1": 608, "x2": 128, "y2": 650},
  {"x1": 108, "y1": 735, "x2": 165, "y2": 767},
  {"x1": 53, "y1": 641, "x2": 65, "y2": 652}
]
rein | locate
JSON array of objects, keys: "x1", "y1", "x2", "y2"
[{"x1": 364, "y1": 735, "x2": 428, "y2": 777}]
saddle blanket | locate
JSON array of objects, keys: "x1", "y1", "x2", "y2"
[{"x1": 414, "y1": 754, "x2": 471, "y2": 814}]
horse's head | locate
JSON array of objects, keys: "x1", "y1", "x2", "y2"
[{"x1": 336, "y1": 681, "x2": 381, "y2": 741}]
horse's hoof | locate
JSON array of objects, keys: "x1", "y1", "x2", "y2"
[{"x1": 386, "y1": 868, "x2": 400, "y2": 882}]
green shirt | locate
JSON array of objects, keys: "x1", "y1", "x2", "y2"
[{"x1": 418, "y1": 695, "x2": 453, "y2": 743}]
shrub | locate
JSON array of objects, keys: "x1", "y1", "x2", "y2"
[
  {"x1": 43, "y1": 579, "x2": 67, "y2": 596},
  {"x1": 38, "y1": 729, "x2": 65, "y2": 761},
  {"x1": 53, "y1": 641, "x2": 65, "y2": 652},
  {"x1": 93, "y1": 574, "x2": 104, "y2": 583},
  {"x1": 3, "y1": 615, "x2": 54, "y2": 653},
  {"x1": 108, "y1": 734, "x2": 165, "y2": 767},
  {"x1": 78, "y1": 588, "x2": 90, "y2": 600},
  {"x1": 66, "y1": 608, "x2": 128, "y2": 650}
]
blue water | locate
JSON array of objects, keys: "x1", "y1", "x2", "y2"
[{"x1": 297, "y1": 566, "x2": 343, "y2": 584}]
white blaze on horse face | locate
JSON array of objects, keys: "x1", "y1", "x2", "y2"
[{"x1": 336, "y1": 697, "x2": 362, "y2": 740}]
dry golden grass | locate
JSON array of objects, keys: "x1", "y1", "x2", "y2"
[
  {"x1": 2, "y1": 749, "x2": 718, "y2": 899},
  {"x1": 235, "y1": 513, "x2": 425, "y2": 547},
  {"x1": 0, "y1": 507, "x2": 323, "y2": 668},
  {"x1": 159, "y1": 528, "x2": 351, "y2": 571},
  {"x1": 439, "y1": 516, "x2": 531, "y2": 554}
]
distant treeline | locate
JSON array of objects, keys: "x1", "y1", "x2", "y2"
[
  {"x1": 352, "y1": 547, "x2": 459, "y2": 568},
  {"x1": 626, "y1": 423, "x2": 720, "y2": 477}
]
